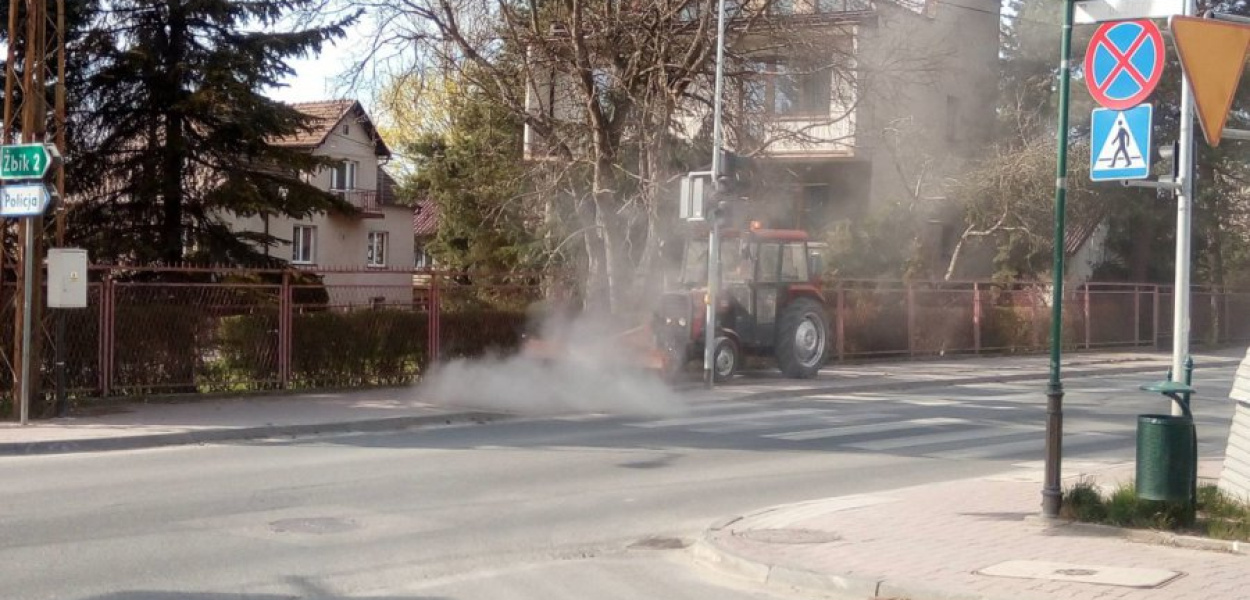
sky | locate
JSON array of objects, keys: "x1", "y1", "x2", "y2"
[
  {"x1": 265, "y1": 12, "x2": 381, "y2": 108},
  {"x1": 268, "y1": 42, "x2": 360, "y2": 106}
]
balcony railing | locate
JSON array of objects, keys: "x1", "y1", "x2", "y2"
[{"x1": 333, "y1": 189, "x2": 385, "y2": 218}]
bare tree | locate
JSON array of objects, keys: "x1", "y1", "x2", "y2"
[{"x1": 349, "y1": 0, "x2": 939, "y2": 314}]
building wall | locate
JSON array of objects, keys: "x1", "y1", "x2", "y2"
[
  {"x1": 855, "y1": 0, "x2": 1000, "y2": 213},
  {"x1": 308, "y1": 115, "x2": 383, "y2": 191}
]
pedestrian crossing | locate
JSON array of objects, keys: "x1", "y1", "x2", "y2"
[{"x1": 622, "y1": 398, "x2": 1138, "y2": 462}]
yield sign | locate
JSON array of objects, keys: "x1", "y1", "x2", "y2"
[
  {"x1": 1170, "y1": 16, "x2": 1250, "y2": 147},
  {"x1": 1085, "y1": 19, "x2": 1165, "y2": 110}
]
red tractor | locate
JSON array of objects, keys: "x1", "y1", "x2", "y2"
[{"x1": 654, "y1": 226, "x2": 830, "y2": 381}]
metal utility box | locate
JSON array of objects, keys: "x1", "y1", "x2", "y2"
[{"x1": 47, "y1": 248, "x2": 88, "y2": 308}]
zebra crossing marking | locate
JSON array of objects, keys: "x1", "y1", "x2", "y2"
[
  {"x1": 764, "y1": 417, "x2": 969, "y2": 442},
  {"x1": 847, "y1": 426, "x2": 1038, "y2": 452}
]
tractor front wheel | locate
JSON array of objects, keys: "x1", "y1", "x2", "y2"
[
  {"x1": 713, "y1": 336, "x2": 739, "y2": 382},
  {"x1": 775, "y1": 297, "x2": 828, "y2": 379}
]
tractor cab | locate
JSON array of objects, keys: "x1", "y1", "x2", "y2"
[{"x1": 658, "y1": 228, "x2": 829, "y2": 381}]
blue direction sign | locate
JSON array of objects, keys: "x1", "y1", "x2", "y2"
[
  {"x1": 1091, "y1": 104, "x2": 1153, "y2": 181},
  {"x1": 1085, "y1": 20, "x2": 1165, "y2": 110},
  {"x1": 0, "y1": 183, "x2": 52, "y2": 217}
]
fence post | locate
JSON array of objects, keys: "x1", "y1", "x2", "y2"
[
  {"x1": 1083, "y1": 283, "x2": 1091, "y2": 349},
  {"x1": 835, "y1": 285, "x2": 845, "y2": 361},
  {"x1": 1133, "y1": 285, "x2": 1141, "y2": 346},
  {"x1": 279, "y1": 271, "x2": 290, "y2": 389},
  {"x1": 1152, "y1": 285, "x2": 1161, "y2": 349},
  {"x1": 428, "y1": 271, "x2": 441, "y2": 365},
  {"x1": 973, "y1": 282, "x2": 982, "y2": 354},
  {"x1": 1224, "y1": 287, "x2": 1231, "y2": 343},
  {"x1": 96, "y1": 278, "x2": 107, "y2": 397},
  {"x1": 906, "y1": 284, "x2": 916, "y2": 358},
  {"x1": 102, "y1": 276, "x2": 115, "y2": 397}
]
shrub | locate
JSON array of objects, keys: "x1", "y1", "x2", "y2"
[
  {"x1": 288, "y1": 309, "x2": 428, "y2": 388},
  {"x1": 1061, "y1": 480, "x2": 1107, "y2": 522}
]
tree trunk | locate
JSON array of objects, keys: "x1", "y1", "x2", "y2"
[
  {"x1": 634, "y1": 128, "x2": 667, "y2": 313},
  {"x1": 160, "y1": 2, "x2": 188, "y2": 265},
  {"x1": 593, "y1": 155, "x2": 628, "y2": 315}
]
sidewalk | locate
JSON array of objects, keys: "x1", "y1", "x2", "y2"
[
  {"x1": 0, "y1": 348, "x2": 1243, "y2": 456},
  {"x1": 0, "y1": 388, "x2": 503, "y2": 455},
  {"x1": 695, "y1": 460, "x2": 1249, "y2": 600}
]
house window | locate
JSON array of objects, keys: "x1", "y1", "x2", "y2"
[
  {"x1": 744, "y1": 59, "x2": 832, "y2": 117},
  {"x1": 367, "y1": 231, "x2": 388, "y2": 267},
  {"x1": 415, "y1": 245, "x2": 433, "y2": 269},
  {"x1": 331, "y1": 160, "x2": 357, "y2": 191},
  {"x1": 292, "y1": 225, "x2": 316, "y2": 264},
  {"x1": 342, "y1": 124, "x2": 351, "y2": 135}
]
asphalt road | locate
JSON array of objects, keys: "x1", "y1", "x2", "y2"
[{"x1": 0, "y1": 364, "x2": 1237, "y2": 600}]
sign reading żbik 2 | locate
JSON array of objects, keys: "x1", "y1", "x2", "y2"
[
  {"x1": 1085, "y1": 20, "x2": 1165, "y2": 110},
  {"x1": 1091, "y1": 104, "x2": 1153, "y2": 181}
]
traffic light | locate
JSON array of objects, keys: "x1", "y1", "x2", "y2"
[
  {"x1": 716, "y1": 149, "x2": 748, "y2": 194},
  {"x1": 1156, "y1": 140, "x2": 1179, "y2": 181}
]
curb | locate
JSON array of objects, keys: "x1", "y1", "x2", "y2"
[
  {"x1": 0, "y1": 410, "x2": 509, "y2": 456},
  {"x1": 693, "y1": 528, "x2": 1016, "y2": 600},
  {"x1": 1029, "y1": 517, "x2": 1249, "y2": 556},
  {"x1": 733, "y1": 359, "x2": 1243, "y2": 402}
]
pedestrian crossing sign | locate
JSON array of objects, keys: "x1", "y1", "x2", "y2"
[{"x1": 1090, "y1": 104, "x2": 1152, "y2": 181}]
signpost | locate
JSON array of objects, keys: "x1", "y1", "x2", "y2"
[
  {"x1": 0, "y1": 143, "x2": 54, "y2": 180},
  {"x1": 1084, "y1": 20, "x2": 1165, "y2": 110},
  {"x1": 0, "y1": 183, "x2": 52, "y2": 217},
  {"x1": 0, "y1": 143, "x2": 57, "y2": 426},
  {"x1": 1075, "y1": 0, "x2": 1184, "y2": 24},
  {"x1": 1090, "y1": 104, "x2": 1153, "y2": 181},
  {"x1": 1169, "y1": 15, "x2": 1250, "y2": 147},
  {"x1": 1047, "y1": 10, "x2": 1187, "y2": 519}
]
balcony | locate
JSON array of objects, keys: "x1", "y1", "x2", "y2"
[{"x1": 333, "y1": 189, "x2": 385, "y2": 218}]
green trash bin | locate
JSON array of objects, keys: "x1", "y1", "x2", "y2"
[{"x1": 1135, "y1": 414, "x2": 1195, "y2": 502}]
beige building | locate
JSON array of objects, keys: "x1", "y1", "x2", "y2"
[
  {"x1": 227, "y1": 100, "x2": 416, "y2": 305},
  {"x1": 525, "y1": 0, "x2": 1000, "y2": 275}
]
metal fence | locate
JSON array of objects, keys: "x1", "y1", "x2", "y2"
[
  {"x1": 0, "y1": 266, "x2": 559, "y2": 415},
  {"x1": 1, "y1": 267, "x2": 1248, "y2": 415},
  {"x1": 827, "y1": 280, "x2": 1250, "y2": 359}
]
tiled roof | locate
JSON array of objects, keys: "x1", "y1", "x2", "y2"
[
  {"x1": 378, "y1": 169, "x2": 401, "y2": 206},
  {"x1": 1064, "y1": 209, "x2": 1109, "y2": 257},
  {"x1": 413, "y1": 200, "x2": 439, "y2": 237},
  {"x1": 273, "y1": 99, "x2": 391, "y2": 156}
]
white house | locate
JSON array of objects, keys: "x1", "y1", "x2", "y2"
[{"x1": 228, "y1": 100, "x2": 416, "y2": 305}]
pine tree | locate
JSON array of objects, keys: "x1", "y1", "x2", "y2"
[
  {"x1": 68, "y1": 0, "x2": 357, "y2": 265},
  {"x1": 402, "y1": 76, "x2": 536, "y2": 273}
]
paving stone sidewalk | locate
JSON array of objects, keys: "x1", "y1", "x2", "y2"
[{"x1": 695, "y1": 460, "x2": 1249, "y2": 600}]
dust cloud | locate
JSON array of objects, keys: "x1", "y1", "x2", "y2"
[{"x1": 418, "y1": 312, "x2": 689, "y2": 417}]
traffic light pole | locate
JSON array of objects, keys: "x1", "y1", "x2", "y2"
[
  {"x1": 1170, "y1": 0, "x2": 1196, "y2": 416},
  {"x1": 704, "y1": 0, "x2": 729, "y2": 388},
  {"x1": 1042, "y1": 0, "x2": 1076, "y2": 519}
]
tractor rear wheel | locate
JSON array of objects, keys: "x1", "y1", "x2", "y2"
[{"x1": 775, "y1": 297, "x2": 828, "y2": 379}]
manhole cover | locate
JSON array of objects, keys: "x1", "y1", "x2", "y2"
[
  {"x1": 1055, "y1": 568, "x2": 1099, "y2": 577},
  {"x1": 737, "y1": 528, "x2": 843, "y2": 544},
  {"x1": 629, "y1": 537, "x2": 689, "y2": 550},
  {"x1": 268, "y1": 517, "x2": 359, "y2": 535},
  {"x1": 976, "y1": 560, "x2": 1182, "y2": 588}
]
